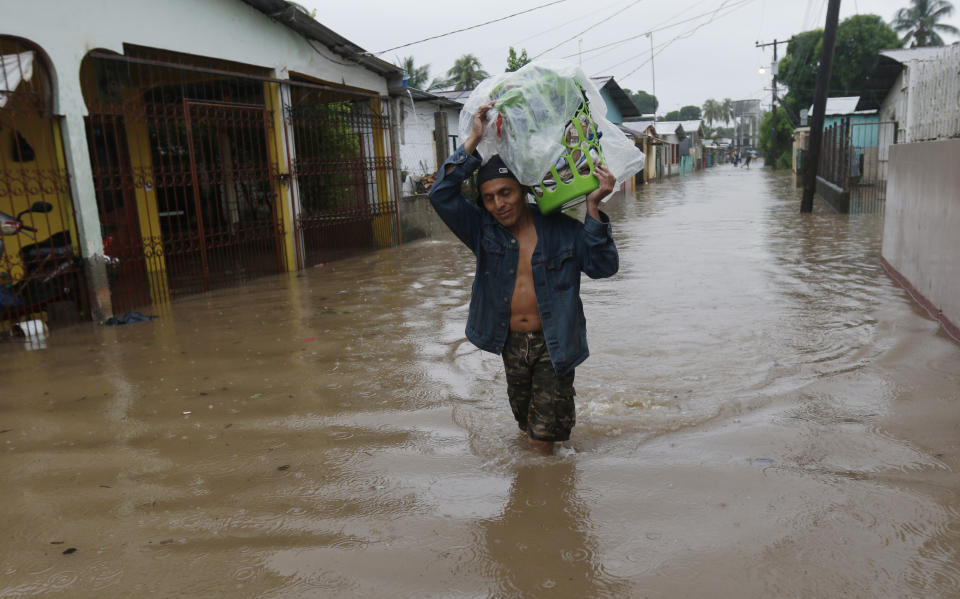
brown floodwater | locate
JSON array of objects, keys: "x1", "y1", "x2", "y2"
[{"x1": 2, "y1": 165, "x2": 959, "y2": 598}]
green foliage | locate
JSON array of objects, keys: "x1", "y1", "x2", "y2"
[
  {"x1": 663, "y1": 110, "x2": 681, "y2": 121},
  {"x1": 702, "y1": 99, "x2": 723, "y2": 126},
  {"x1": 779, "y1": 16, "x2": 900, "y2": 112},
  {"x1": 442, "y1": 54, "x2": 490, "y2": 91},
  {"x1": 778, "y1": 30, "x2": 822, "y2": 111},
  {"x1": 291, "y1": 102, "x2": 363, "y2": 213},
  {"x1": 758, "y1": 107, "x2": 794, "y2": 169},
  {"x1": 505, "y1": 47, "x2": 531, "y2": 72},
  {"x1": 892, "y1": 0, "x2": 959, "y2": 46},
  {"x1": 622, "y1": 88, "x2": 658, "y2": 113},
  {"x1": 721, "y1": 98, "x2": 735, "y2": 123},
  {"x1": 679, "y1": 105, "x2": 702, "y2": 120},
  {"x1": 399, "y1": 56, "x2": 430, "y2": 89},
  {"x1": 832, "y1": 15, "x2": 901, "y2": 92}
]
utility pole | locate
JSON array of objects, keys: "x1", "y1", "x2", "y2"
[
  {"x1": 648, "y1": 32, "x2": 656, "y2": 116},
  {"x1": 802, "y1": 0, "x2": 842, "y2": 213},
  {"x1": 756, "y1": 38, "x2": 791, "y2": 167}
]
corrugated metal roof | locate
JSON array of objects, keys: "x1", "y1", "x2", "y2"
[
  {"x1": 406, "y1": 88, "x2": 463, "y2": 107},
  {"x1": 808, "y1": 96, "x2": 876, "y2": 116},
  {"x1": 651, "y1": 121, "x2": 686, "y2": 136},
  {"x1": 620, "y1": 122, "x2": 654, "y2": 136},
  {"x1": 430, "y1": 89, "x2": 473, "y2": 102},
  {"x1": 880, "y1": 47, "x2": 948, "y2": 63}
]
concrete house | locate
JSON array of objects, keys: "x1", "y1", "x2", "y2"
[
  {"x1": 856, "y1": 45, "x2": 960, "y2": 340},
  {"x1": 1, "y1": 0, "x2": 405, "y2": 329},
  {"x1": 397, "y1": 88, "x2": 462, "y2": 189},
  {"x1": 621, "y1": 120, "x2": 683, "y2": 181}
]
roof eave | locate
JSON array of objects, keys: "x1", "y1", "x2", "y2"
[{"x1": 240, "y1": 0, "x2": 404, "y2": 92}]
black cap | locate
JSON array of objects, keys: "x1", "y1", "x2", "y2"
[{"x1": 476, "y1": 155, "x2": 518, "y2": 189}]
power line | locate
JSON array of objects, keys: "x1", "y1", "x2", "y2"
[
  {"x1": 530, "y1": 0, "x2": 646, "y2": 60},
  {"x1": 369, "y1": 0, "x2": 569, "y2": 55},
  {"x1": 618, "y1": 0, "x2": 756, "y2": 80},
  {"x1": 561, "y1": 0, "x2": 753, "y2": 65},
  {"x1": 517, "y1": 0, "x2": 636, "y2": 45}
]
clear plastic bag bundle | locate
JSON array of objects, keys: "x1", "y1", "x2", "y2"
[{"x1": 459, "y1": 60, "x2": 644, "y2": 208}]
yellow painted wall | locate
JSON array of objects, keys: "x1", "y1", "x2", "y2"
[
  {"x1": 369, "y1": 98, "x2": 395, "y2": 248},
  {"x1": 264, "y1": 81, "x2": 296, "y2": 272},
  {"x1": 0, "y1": 108, "x2": 76, "y2": 283}
]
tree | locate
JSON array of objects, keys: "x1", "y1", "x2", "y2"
[
  {"x1": 663, "y1": 110, "x2": 682, "y2": 121},
  {"x1": 622, "y1": 88, "x2": 658, "y2": 114},
  {"x1": 721, "y1": 98, "x2": 735, "y2": 124},
  {"x1": 505, "y1": 47, "x2": 531, "y2": 72},
  {"x1": 679, "y1": 105, "x2": 702, "y2": 120},
  {"x1": 702, "y1": 99, "x2": 723, "y2": 126},
  {"x1": 892, "y1": 0, "x2": 959, "y2": 46},
  {"x1": 779, "y1": 16, "x2": 900, "y2": 112},
  {"x1": 758, "y1": 107, "x2": 794, "y2": 169},
  {"x1": 399, "y1": 56, "x2": 430, "y2": 89},
  {"x1": 443, "y1": 54, "x2": 490, "y2": 91},
  {"x1": 832, "y1": 16, "x2": 902, "y2": 91},
  {"x1": 777, "y1": 30, "x2": 821, "y2": 113}
]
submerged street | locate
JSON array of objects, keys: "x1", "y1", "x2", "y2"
[{"x1": 2, "y1": 164, "x2": 959, "y2": 597}]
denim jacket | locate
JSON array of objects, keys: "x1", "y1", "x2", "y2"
[{"x1": 428, "y1": 145, "x2": 619, "y2": 375}]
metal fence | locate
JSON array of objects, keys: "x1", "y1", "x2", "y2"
[
  {"x1": 82, "y1": 49, "x2": 288, "y2": 312},
  {"x1": 80, "y1": 48, "x2": 398, "y2": 314},
  {"x1": 818, "y1": 118, "x2": 896, "y2": 214},
  {"x1": 282, "y1": 84, "x2": 399, "y2": 268}
]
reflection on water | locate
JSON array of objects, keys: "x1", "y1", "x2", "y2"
[
  {"x1": 1, "y1": 166, "x2": 959, "y2": 597},
  {"x1": 481, "y1": 460, "x2": 628, "y2": 597}
]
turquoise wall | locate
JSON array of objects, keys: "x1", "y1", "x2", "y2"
[
  {"x1": 823, "y1": 114, "x2": 878, "y2": 148},
  {"x1": 599, "y1": 88, "x2": 623, "y2": 125}
]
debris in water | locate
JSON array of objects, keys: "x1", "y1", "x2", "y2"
[
  {"x1": 277, "y1": 465, "x2": 290, "y2": 471},
  {"x1": 182, "y1": 411, "x2": 192, "y2": 415},
  {"x1": 62, "y1": 547, "x2": 76, "y2": 555},
  {"x1": 103, "y1": 311, "x2": 157, "y2": 326}
]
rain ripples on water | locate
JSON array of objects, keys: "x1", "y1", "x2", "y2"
[{"x1": 1, "y1": 166, "x2": 959, "y2": 597}]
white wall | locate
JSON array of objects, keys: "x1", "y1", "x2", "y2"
[
  {"x1": 398, "y1": 100, "x2": 461, "y2": 179},
  {"x1": 883, "y1": 139, "x2": 960, "y2": 335},
  {"x1": 1, "y1": 0, "x2": 387, "y2": 116}
]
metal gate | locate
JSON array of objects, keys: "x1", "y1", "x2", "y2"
[
  {"x1": 82, "y1": 49, "x2": 288, "y2": 312},
  {"x1": 848, "y1": 121, "x2": 896, "y2": 214},
  {"x1": 819, "y1": 118, "x2": 896, "y2": 214},
  {"x1": 281, "y1": 83, "x2": 399, "y2": 268},
  {"x1": 1, "y1": 37, "x2": 88, "y2": 335}
]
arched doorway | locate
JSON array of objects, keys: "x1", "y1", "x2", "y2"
[{"x1": 1, "y1": 36, "x2": 87, "y2": 332}]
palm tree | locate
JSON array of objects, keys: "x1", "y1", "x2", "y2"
[
  {"x1": 399, "y1": 56, "x2": 430, "y2": 89},
  {"x1": 892, "y1": 0, "x2": 959, "y2": 46},
  {"x1": 702, "y1": 99, "x2": 723, "y2": 127},
  {"x1": 443, "y1": 54, "x2": 490, "y2": 91},
  {"x1": 721, "y1": 98, "x2": 735, "y2": 125}
]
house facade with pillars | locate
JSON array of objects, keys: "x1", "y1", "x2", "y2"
[{"x1": 0, "y1": 0, "x2": 404, "y2": 329}]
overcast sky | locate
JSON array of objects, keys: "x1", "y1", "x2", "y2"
[{"x1": 307, "y1": 0, "x2": 960, "y2": 114}]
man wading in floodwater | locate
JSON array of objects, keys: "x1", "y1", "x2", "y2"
[{"x1": 429, "y1": 101, "x2": 619, "y2": 455}]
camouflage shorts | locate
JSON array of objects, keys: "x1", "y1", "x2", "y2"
[{"x1": 502, "y1": 330, "x2": 576, "y2": 442}]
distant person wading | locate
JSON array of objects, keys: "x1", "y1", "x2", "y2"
[{"x1": 429, "y1": 101, "x2": 619, "y2": 455}]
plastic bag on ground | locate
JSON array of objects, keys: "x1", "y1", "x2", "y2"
[{"x1": 458, "y1": 60, "x2": 644, "y2": 194}]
